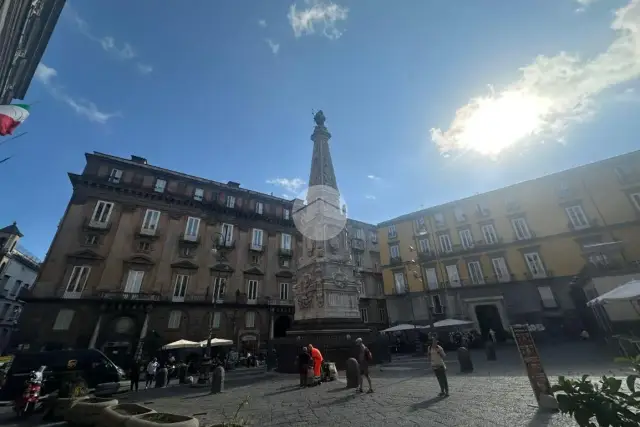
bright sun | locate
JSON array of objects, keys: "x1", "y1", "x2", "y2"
[{"x1": 453, "y1": 90, "x2": 553, "y2": 155}]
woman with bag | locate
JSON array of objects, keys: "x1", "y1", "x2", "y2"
[{"x1": 429, "y1": 340, "x2": 449, "y2": 397}]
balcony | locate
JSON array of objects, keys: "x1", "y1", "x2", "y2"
[
  {"x1": 215, "y1": 238, "x2": 236, "y2": 251},
  {"x1": 84, "y1": 218, "x2": 111, "y2": 231},
  {"x1": 567, "y1": 218, "x2": 599, "y2": 232},
  {"x1": 268, "y1": 298, "x2": 294, "y2": 306},
  {"x1": 179, "y1": 233, "x2": 200, "y2": 244},
  {"x1": 62, "y1": 291, "x2": 84, "y2": 299},
  {"x1": 389, "y1": 256, "x2": 403, "y2": 266},
  {"x1": 249, "y1": 243, "x2": 264, "y2": 252},
  {"x1": 417, "y1": 251, "x2": 437, "y2": 262},
  {"x1": 351, "y1": 238, "x2": 365, "y2": 251},
  {"x1": 581, "y1": 260, "x2": 640, "y2": 278},
  {"x1": 387, "y1": 233, "x2": 398, "y2": 241},
  {"x1": 99, "y1": 291, "x2": 161, "y2": 301},
  {"x1": 279, "y1": 248, "x2": 293, "y2": 258},
  {"x1": 139, "y1": 227, "x2": 157, "y2": 237}
]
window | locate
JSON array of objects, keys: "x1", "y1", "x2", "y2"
[
  {"x1": 184, "y1": 217, "x2": 200, "y2": 240},
  {"x1": 226, "y1": 195, "x2": 236, "y2": 208},
  {"x1": 65, "y1": 266, "x2": 91, "y2": 297},
  {"x1": 379, "y1": 308, "x2": 387, "y2": 323},
  {"x1": 281, "y1": 233, "x2": 292, "y2": 250},
  {"x1": 360, "y1": 281, "x2": 367, "y2": 297},
  {"x1": 481, "y1": 224, "x2": 498, "y2": 245},
  {"x1": 439, "y1": 234, "x2": 452, "y2": 253},
  {"x1": 414, "y1": 217, "x2": 426, "y2": 231},
  {"x1": 142, "y1": 209, "x2": 160, "y2": 234},
  {"x1": 432, "y1": 295, "x2": 444, "y2": 314},
  {"x1": 425, "y1": 267, "x2": 438, "y2": 291},
  {"x1": 52, "y1": 309, "x2": 75, "y2": 331},
  {"x1": 389, "y1": 245, "x2": 400, "y2": 259},
  {"x1": 181, "y1": 246, "x2": 193, "y2": 257},
  {"x1": 211, "y1": 312, "x2": 221, "y2": 328},
  {"x1": 212, "y1": 277, "x2": 226, "y2": 301},
  {"x1": 360, "y1": 308, "x2": 369, "y2": 323},
  {"x1": 566, "y1": 205, "x2": 589, "y2": 229},
  {"x1": 247, "y1": 280, "x2": 259, "y2": 302},
  {"x1": 84, "y1": 235, "x2": 98, "y2": 245},
  {"x1": 454, "y1": 207, "x2": 466, "y2": 222},
  {"x1": 154, "y1": 179, "x2": 166, "y2": 193},
  {"x1": 194, "y1": 188, "x2": 204, "y2": 201},
  {"x1": 388, "y1": 225, "x2": 397, "y2": 238},
  {"x1": 524, "y1": 252, "x2": 546, "y2": 279},
  {"x1": 0, "y1": 303, "x2": 9, "y2": 319},
  {"x1": 588, "y1": 253, "x2": 609, "y2": 267},
  {"x1": 283, "y1": 208, "x2": 290, "y2": 220},
  {"x1": 220, "y1": 223, "x2": 234, "y2": 246},
  {"x1": 492, "y1": 257, "x2": 510, "y2": 283},
  {"x1": 251, "y1": 254, "x2": 261, "y2": 264},
  {"x1": 418, "y1": 238, "x2": 430, "y2": 254},
  {"x1": 138, "y1": 241, "x2": 151, "y2": 252},
  {"x1": 255, "y1": 202, "x2": 264, "y2": 215},
  {"x1": 124, "y1": 270, "x2": 144, "y2": 294},
  {"x1": 168, "y1": 311, "x2": 182, "y2": 329},
  {"x1": 467, "y1": 261, "x2": 484, "y2": 285},
  {"x1": 251, "y1": 229, "x2": 264, "y2": 249},
  {"x1": 281, "y1": 258, "x2": 290, "y2": 268},
  {"x1": 10, "y1": 280, "x2": 22, "y2": 296},
  {"x1": 512, "y1": 218, "x2": 531, "y2": 240},
  {"x1": 353, "y1": 252, "x2": 363, "y2": 267},
  {"x1": 446, "y1": 264, "x2": 460, "y2": 287},
  {"x1": 355, "y1": 228, "x2": 364, "y2": 239},
  {"x1": 538, "y1": 286, "x2": 558, "y2": 308},
  {"x1": 459, "y1": 229, "x2": 474, "y2": 249},
  {"x1": 476, "y1": 203, "x2": 489, "y2": 217},
  {"x1": 370, "y1": 231, "x2": 378, "y2": 243},
  {"x1": 91, "y1": 201, "x2": 114, "y2": 225},
  {"x1": 630, "y1": 193, "x2": 640, "y2": 211},
  {"x1": 377, "y1": 280, "x2": 384, "y2": 295},
  {"x1": 109, "y1": 168, "x2": 122, "y2": 184},
  {"x1": 279, "y1": 283, "x2": 289, "y2": 300},
  {"x1": 245, "y1": 311, "x2": 256, "y2": 328},
  {"x1": 393, "y1": 272, "x2": 406, "y2": 294},
  {"x1": 434, "y1": 213, "x2": 445, "y2": 226},
  {"x1": 173, "y1": 274, "x2": 189, "y2": 301}
]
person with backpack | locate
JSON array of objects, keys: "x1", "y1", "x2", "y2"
[{"x1": 355, "y1": 338, "x2": 373, "y2": 393}]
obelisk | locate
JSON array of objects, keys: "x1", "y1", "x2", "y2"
[{"x1": 276, "y1": 111, "x2": 372, "y2": 371}]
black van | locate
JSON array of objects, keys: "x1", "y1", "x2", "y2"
[{"x1": 0, "y1": 349, "x2": 129, "y2": 401}]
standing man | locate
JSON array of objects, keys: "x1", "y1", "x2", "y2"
[
  {"x1": 145, "y1": 357, "x2": 159, "y2": 389},
  {"x1": 429, "y1": 340, "x2": 449, "y2": 397},
  {"x1": 355, "y1": 338, "x2": 373, "y2": 394},
  {"x1": 129, "y1": 356, "x2": 140, "y2": 392}
]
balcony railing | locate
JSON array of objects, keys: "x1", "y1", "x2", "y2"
[
  {"x1": 249, "y1": 243, "x2": 264, "y2": 252},
  {"x1": 278, "y1": 248, "x2": 293, "y2": 257},
  {"x1": 139, "y1": 227, "x2": 157, "y2": 237},
  {"x1": 351, "y1": 238, "x2": 365, "y2": 251},
  {"x1": 389, "y1": 256, "x2": 403, "y2": 266},
  {"x1": 84, "y1": 218, "x2": 111, "y2": 231},
  {"x1": 99, "y1": 291, "x2": 161, "y2": 301},
  {"x1": 63, "y1": 291, "x2": 83, "y2": 299},
  {"x1": 179, "y1": 233, "x2": 200, "y2": 244}
]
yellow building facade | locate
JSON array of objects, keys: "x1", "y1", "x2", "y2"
[{"x1": 378, "y1": 150, "x2": 640, "y2": 340}]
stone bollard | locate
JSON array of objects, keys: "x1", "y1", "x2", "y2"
[
  {"x1": 485, "y1": 341, "x2": 497, "y2": 361},
  {"x1": 457, "y1": 347, "x2": 474, "y2": 373},
  {"x1": 155, "y1": 368, "x2": 168, "y2": 388},
  {"x1": 345, "y1": 358, "x2": 360, "y2": 389},
  {"x1": 211, "y1": 366, "x2": 225, "y2": 394}
]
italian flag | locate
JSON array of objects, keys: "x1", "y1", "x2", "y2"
[{"x1": 0, "y1": 104, "x2": 29, "y2": 136}]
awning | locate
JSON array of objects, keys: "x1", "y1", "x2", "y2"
[
  {"x1": 198, "y1": 338, "x2": 234, "y2": 347},
  {"x1": 161, "y1": 339, "x2": 201, "y2": 350},
  {"x1": 380, "y1": 324, "x2": 419, "y2": 333},
  {"x1": 587, "y1": 279, "x2": 640, "y2": 306}
]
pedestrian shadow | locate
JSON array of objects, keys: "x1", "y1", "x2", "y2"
[
  {"x1": 409, "y1": 396, "x2": 444, "y2": 411},
  {"x1": 319, "y1": 392, "x2": 359, "y2": 407},
  {"x1": 327, "y1": 386, "x2": 351, "y2": 393},
  {"x1": 262, "y1": 385, "x2": 302, "y2": 397},
  {"x1": 526, "y1": 409, "x2": 555, "y2": 427}
]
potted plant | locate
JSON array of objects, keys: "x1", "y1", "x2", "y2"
[
  {"x1": 99, "y1": 403, "x2": 156, "y2": 427},
  {"x1": 124, "y1": 413, "x2": 199, "y2": 427},
  {"x1": 208, "y1": 396, "x2": 250, "y2": 427},
  {"x1": 65, "y1": 396, "x2": 119, "y2": 426},
  {"x1": 42, "y1": 373, "x2": 90, "y2": 422}
]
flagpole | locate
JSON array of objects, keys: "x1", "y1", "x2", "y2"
[{"x1": 0, "y1": 132, "x2": 27, "y2": 147}]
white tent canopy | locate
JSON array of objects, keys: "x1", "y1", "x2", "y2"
[
  {"x1": 380, "y1": 324, "x2": 418, "y2": 333},
  {"x1": 587, "y1": 279, "x2": 640, "y2": 306},
  {"x1": 433, "y1": 318, "x2": 474, "y2": 328},
  {"x1": 162, "y1": 339, "x2": 201, "y2": 350},
  {"x1": 198, "y1": 338, "x2": 234, "y2": 347}
]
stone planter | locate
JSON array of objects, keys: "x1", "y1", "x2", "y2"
[
  {"x1": 99, "y1": 404, "x2": 156, "y2": 427},
  {"x1": 125, "y1": 413, "x2": 199, "y2": 427},
  {"x1": 65, "y1": 397, "x2": 119, "y2": 426},
  {"x1": 46, "y1": 396, "x2": 90, "y2": 421}
]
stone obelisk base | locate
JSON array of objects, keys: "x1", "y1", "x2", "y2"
[{"x1": 274, "y1": 318, "x2": 387, "y2": 373}]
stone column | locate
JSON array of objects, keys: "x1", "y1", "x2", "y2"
[{"x1": 88, "y1": 314, "x2": 103, "y2": 349}]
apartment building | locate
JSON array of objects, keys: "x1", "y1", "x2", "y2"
[
  {"x1": 0, "y1": 222, "x2": 40, "y2": 353},
  {"x1": 346, "y1": 219, "x2": 387, "y2": 330},
  {"x1": 17, "y1": 153, "x2": 300, "y2": 364},
  {"x1": 378, "y1": 150, "x2": 640, "y2": 341}
]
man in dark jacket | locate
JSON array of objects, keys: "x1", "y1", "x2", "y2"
[
  {"x1": 298, "y1": 347, "x2": 311, "y2": 387},
  {"x1": 129, "y1": 357, "x2": 140, "y2": 392}
]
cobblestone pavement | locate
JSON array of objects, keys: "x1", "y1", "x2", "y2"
[{"x1": 0, "y1": 342, "x2": 627, "y2": 426}]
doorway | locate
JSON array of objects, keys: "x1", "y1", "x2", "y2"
[
  {"x1": 273, "y1": 316, "x2": 292, "y2": 338},
  {"x1": 475, "y1": 304, "x2": 505, "y2": 342}
]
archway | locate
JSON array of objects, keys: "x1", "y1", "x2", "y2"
[
  {"x1": 273, "y1": 316, "x2": 292, "y2": 338},
  {"x1": 475, "y1": 304, "x2": 505, "y2": 342}
]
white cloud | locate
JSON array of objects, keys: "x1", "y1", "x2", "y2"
[
  {"x1": 430, "y1": 0, "x2": 640, "y2": 156},
  {"x1": 266, "y1": 39, "x2": 280, "y2": 54},
  {"x1": 365, "y1": 195, "x2": 376, "y2": 200},
  {"x1": 258, "y1": 19, "x2": 267, "y2": 28},
  {"x1": 35, "y1": 63, "x2": 119, "y2": 124},
  {"x1": 63, "y1": 3, "x2": 151, "y2": 72},
  {"x1": 136, "y1": 63, "x2": 153, "y2": 75},
  {"x1": 288, "y1": 0, "x2": 348, "y2": 40},
  {"x1": 267, "y1": 177, "x2": 306, "y2": 193},
  {"x1": 367, "y1": 174, "x2": 381, "y2": 180}
]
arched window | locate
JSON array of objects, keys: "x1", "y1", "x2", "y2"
[
  {"x1": 168, "y1": 310, "x2": 182, "y2": 329},
  {"x1": 245, "y1": 311, "x2": 256, "y2": 328}
]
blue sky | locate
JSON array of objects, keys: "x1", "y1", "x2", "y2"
[{"x1": 1, "y1": 0, "x2": 639, "y2": 259}]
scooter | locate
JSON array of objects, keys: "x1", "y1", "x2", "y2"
[{"x1": 13, "y1": 365, "x2": 46, "y2": 418}]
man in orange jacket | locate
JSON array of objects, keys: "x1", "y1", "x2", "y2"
[{"x1": 308, "y1": 344, "x2": 323, "y2": 379}]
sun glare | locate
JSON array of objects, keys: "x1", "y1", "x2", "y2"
[{"x1": 455, "y1": 90, "x2": 553, "y2": 155}]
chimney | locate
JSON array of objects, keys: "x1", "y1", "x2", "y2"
[
  {"x1": 131, "y1": 155, "x2": 148, "y2": 165},
  {"x1": 227, "y1": 181, "x2": 241, "y2": 188}
]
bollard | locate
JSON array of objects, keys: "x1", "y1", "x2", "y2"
[
  {"x1": 485, "y1": 341, "x2": 497, "y2": 361},
  {"x1": 211, "y1": 366, "x2": 225, "y2": 394},
  {"x1": 345, "y1": 358, "x2": 360, "y2": 389},
  {"x1": 457, "y1": 347, "x2": 474, "y2": 373},
  {"x1": 155, "y1": 368, "x2": 168, "y2": 388}
]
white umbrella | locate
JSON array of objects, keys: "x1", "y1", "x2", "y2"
[
  {"x1": 380, "y1": 324, "x2": 419, "y2": 333},
  {"x1": 433, "y1": 319, "x2": 474, "y2": 328},
  {"x1": 587, "y1": 279, "x2": 640, "y2": 306},
  {"x1": 162, "y1": 339, "x2": 201, "y2": 350},
  {"x1": 198, "y1": 338, "x2": 234, "y2": 347}
]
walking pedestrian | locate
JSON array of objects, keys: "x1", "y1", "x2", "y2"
[
  {"x1": 298, "y1": 347, "x2": 310, "y2": 387},
  {"x1": 145, "y1": 357, "x2": 159, "y2": 389},
  {"x1": 429, "y1": 340, "x2": 449, "y2": 397},
  {"x1": 129, "y1": 357, "x2": 140, "y2": 392},
  {"x1": 355, "y1": 338, "x2": 373, "y2": 393}
]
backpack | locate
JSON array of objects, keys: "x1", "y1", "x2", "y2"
[{"x1": 365, "y1": 347, "x2": 373, "y2": 362}]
